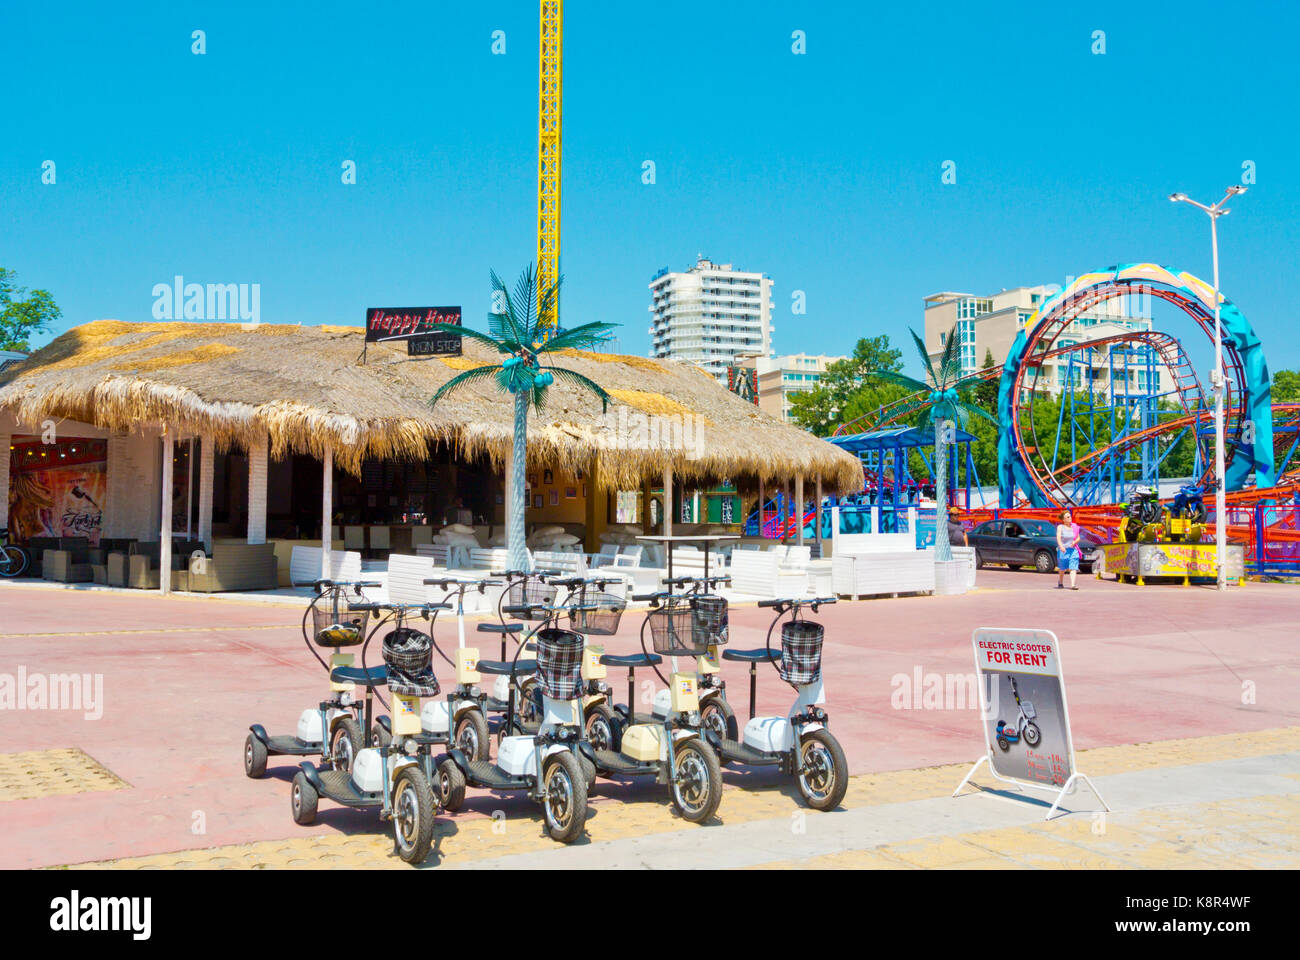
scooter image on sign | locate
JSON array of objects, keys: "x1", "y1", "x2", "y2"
[{"x1": 994, "y1": 675, "x2": 1042, "y2": 751}]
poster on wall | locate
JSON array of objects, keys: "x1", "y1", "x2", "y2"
[
  {"x1": 7, "y1": 438, "x2": 108, "y2": 546},
  {"x1": 953, "y1": 626, "x2": 1108, "y2": 819}
]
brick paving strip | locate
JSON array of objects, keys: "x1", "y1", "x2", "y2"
[{"x1": 63, "y1": 726, "x2": 1299, "y2": 870}]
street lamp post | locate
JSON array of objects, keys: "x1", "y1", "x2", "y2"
[{"x1": 1169, "y1": 185, "x2": 1247, "y2": 592}]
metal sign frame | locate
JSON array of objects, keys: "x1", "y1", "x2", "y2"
[{"x1": 953, "y1": 626, "x2": 1108, "y2": 820}]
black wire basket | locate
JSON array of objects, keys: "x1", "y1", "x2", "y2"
[
  {"x1": 535, "y1": 628, "x2": 585, "y2": 700},
  {"x1": 647, "y1": 598, "x2": 710, "y2": 657},
  {"x1": 778, "y1": 620, "x2": 824, "y2": 686},
  {"x1": 311, "y1": 604, "x2": 369, "y2": 648},
  {"x1": 504, "y1": 575, "x2": 558, "y2": 622},
  {"x1": 690, "y1": 595, "x2": 729, "y2": 648},
  {"x1": 568, "y1": 592, "x2": 626, "y2": 636}
]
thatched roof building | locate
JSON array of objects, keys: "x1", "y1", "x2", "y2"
[{"x1": 0, "y1": 320, "x2": 860, "y2": 492}]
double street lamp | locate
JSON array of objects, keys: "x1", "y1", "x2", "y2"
[{"x1": 1169, "y1": 185, "x2": 1248, "y2": 592}]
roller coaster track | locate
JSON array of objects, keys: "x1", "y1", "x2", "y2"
[{"x1": 833, "y1": 330, "x2": 1209, "y2": 436}]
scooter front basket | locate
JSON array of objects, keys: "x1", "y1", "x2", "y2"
[
  {"x1": 504, "y1": 575, "x2": 558, "y2": 622},
  {"x1": 535, "y1": 627, "x2": 585, "y2": 700},
  {"x1": 382, "y1": 627, "x2": 441, "y2": 697},
  {"x1": 690, "y1": 595, "x2": 729, "y2": 647},
  {"x1": 778, "y1": 620, "x2": 824, "y2": 686},
  {"x1": 567, "y1": 592, "x2": 626, "y2": 636},
  {"x1": 311, "y1": 604, "x2": 370, "y2": 648},
  {"x1": 648, "y1": 599, "x2": 708, "y2": 656}
]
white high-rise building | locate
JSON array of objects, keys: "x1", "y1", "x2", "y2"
[{"x1": 648, "y1": 257, "x2": 773, "y2": 381}]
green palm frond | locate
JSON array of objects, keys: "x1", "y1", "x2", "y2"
[
  {"x1": 490, "y1": 269, "x2": 529, "y2": 348},
  {"x1": 423, "y1": 322, "x2": 512, "y2": 354},
  {"x1": 535, "y1": 276, "x2": 561, "y2": 334},
  {"x1": 941, "y1": 338, "x2": 963, "y2": 388},
  {"x1": 958, "y1": 398, "x2": 999, "y2": 425},
  {"x1": 540, "y1": 321, "x2": 618, "y2": 354},
  {"x1": 546, "y1": 365, "x2": 613, "y2": 412},
  {"x1": 910, "y1": 329, "x2": 938, "y2": 387},
  {"x1": 867, "y1": 368, "x2": 930, "y2": 393},
  {"x1": 429, "y1": 364, "x2": 504, "y2": 407}
]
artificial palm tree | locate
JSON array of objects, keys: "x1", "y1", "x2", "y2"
[
  {"x1": 868, "y1": 325, "x2": 997, "y2": 563},
  {"x1": 427, "y1": 265, "x2": 617, "y2": 572}
]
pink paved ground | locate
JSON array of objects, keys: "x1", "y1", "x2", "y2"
[{"x1": 1, "y1": 572, "x2": 1297, "y2": 868}]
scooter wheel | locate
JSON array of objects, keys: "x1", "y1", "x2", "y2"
[
  {"x1": 700, "y1": 698, "x2": 738, "y2": 752},
  {"x1": 245, "y1": 733, "x2": 267, "y2": 779},
  {"x1": 391, "y1": 767, "x2": 436, "y2": 865},
  {"x1": 997, "y1": 737, "x2": 1010, "y2": 752},
  {"x1": 542, "y1": 751, "x2": 588, "y2": 844},
  {"x1": 454, "y1": 709, "x2": 491, "y2": 762},
  {"x1": 435, "y1": 758, "x2": 466, "y2": 813},
  {"x1": 330, "y1": 717, "x2": 363, "y2": 773},
  {"x1": 671, "y1": 738, "x2": 722, "y2": 823},
  {"x1": 584, "y1": 703, "x2": 618, "y2": 753},
  {"x1": 795, "y1": 729, "x2": 848, "y2": 812},
  {"x1": 372, "y1": 721, "x2": 392, "y2": 750},
  {"x1": 291, "y1": 771, "x2": 318, "y2": 825},
  {"x1": 1022, "y1": 722, "x2": 1042, "y2": 748}
]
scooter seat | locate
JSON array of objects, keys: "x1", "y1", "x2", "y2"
[
  {"x1": 477, "y1": 659, "x2": 538, "y2": 676},
  {"x1": 600, "y1": 652, "x2": 662, "y2": 668},
  {"x1": 477, "y1": 623, "x2": 524, "y2": 635},
  {"x1": 722, "y1": 647, "x2": 779, "y2": 663},
  {"x1": 330, "y1": 664, "x2": 388, "y2": 687}
]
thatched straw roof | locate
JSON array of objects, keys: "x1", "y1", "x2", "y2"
[{"x1": 0, "y1": 320, "x2": 862, "y2": 492}]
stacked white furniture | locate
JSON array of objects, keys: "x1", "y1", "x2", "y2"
[
  {"x1": 830, "y1": 532, "x2": 934, "y2": 599},
  {"x1": 289, "y1": 546, "x2": 362, "y2": 587},
  {"x1": 729, "y1": 550, "x2": 809, "y2": 599}
]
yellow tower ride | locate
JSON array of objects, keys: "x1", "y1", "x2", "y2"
[{"x1": 537, "y1": 0, "x2": 562, "y2": 328}]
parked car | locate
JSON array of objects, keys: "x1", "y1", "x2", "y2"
[{"x1": 966, "y1": 518, "x2": 1100, "y2": 574}]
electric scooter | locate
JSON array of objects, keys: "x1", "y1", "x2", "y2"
[
  {"x1": 708, "y1": 597, "x2": 849, "y2": 811},
  {"x1": 244, "y1": 579, "x2": 381, "y2": 778},
  {"x1": 994, "y1": 675, "x2": 1041, "y2": 751},
  {"x1": 371, "y1": 576, "x2": 496, "y2": 760},
  {"x1": 290, "y1": 601, "x2": 447, "y2": 865},
  {"x1": 435, "y1": 600, "x2": 592, "y2": 843},
  {"x1": 584, "y1": 591, "x2": 723, "y2": 822},
  {"x1": 645, "y1": 576, "x2": 737, "y2": 745}
]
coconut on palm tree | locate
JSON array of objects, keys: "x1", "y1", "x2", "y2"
[
  {"x1": 868, "y1": 325, "x2": 996, "y2": 563},
  {"x1": 427, "y1": 265, "x2": 618, "y2": 571}
]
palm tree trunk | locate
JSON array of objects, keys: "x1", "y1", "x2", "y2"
[
  {"x1": 935, "y1": 418, "x2": 952, "y2": 563},
  {"x1": 508, "y1": 390, "x2": 531, "y2": 572}
]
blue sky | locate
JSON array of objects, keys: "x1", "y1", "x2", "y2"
[{"x1": 3, "y1": 0, "x2": 1298, "y2": 376}]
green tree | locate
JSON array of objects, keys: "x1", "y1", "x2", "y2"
[
  {"x1": 427, "y1": 265, "x2": 617, "y2": 571},
  {"x1": 973, "y1": 348, "x2": 998, "y2": 411},
  {"x1": 869, "y1": 326, "x2": 997, "y2": 564},
  {"x1": 1274, "y1": 369, "x2": 1300, "y2": 402},
  {"x1": 0, "y1": 268, "x2": 61, "y2": 351},
  {"x1": 788, "y1": 334, "x2": 904, "y2": 433}
]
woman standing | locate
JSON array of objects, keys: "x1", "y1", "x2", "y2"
[{"x1": 1056, "y1": 508, "x2": 1081, "y2": 590}]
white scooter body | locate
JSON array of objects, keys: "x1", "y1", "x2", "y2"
[
  {"x1": 741, "y1": 676, "x2": 827, "y2": 753},
  {"x1": 349, "y1": 746, "x2": 417, "y2": 793},
  {"x1": 295, "y1": 704, "x2": 350, "y2": 744},
  {"x1": 496, "y1": 694, "x2": 576, "y2": 777},
  {"x1": 418, "y1": 698, "x2": 478, "y2": 736}
]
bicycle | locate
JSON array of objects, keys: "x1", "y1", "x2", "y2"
[{"x1": 0, "y1": 528, "x2": 30, "y2": 578}]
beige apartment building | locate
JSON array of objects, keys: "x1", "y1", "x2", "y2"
[
  {"x1": 737, "y1": 352, "x2": 846, "y2": 422},
  {"x1": 921, "y1": 285, "x2": 1174, "y2": 398}
]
